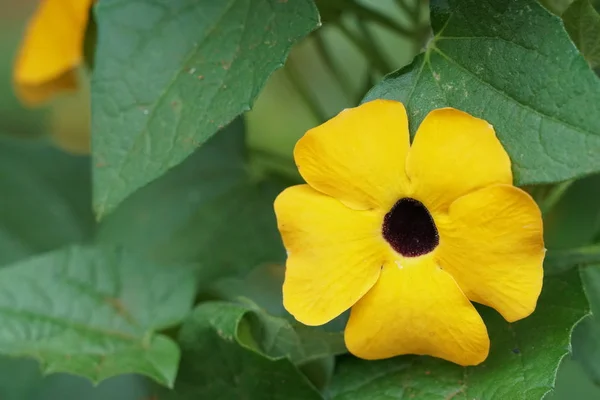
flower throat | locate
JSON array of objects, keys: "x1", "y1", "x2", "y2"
[{"x1": 382, "y1": 198, "x2": 439, "y2": 257}]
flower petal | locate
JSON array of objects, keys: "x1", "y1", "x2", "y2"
[
  {"x1": 294, "y1": 100, "x2": 410, "y2": 211},
  {"x1": 345, "y1": 257, "x2": 489, "y2": 366},
  {"x1": 436, "y1": 184, "x2": 545, "y2": 322},
  {"x1": 407, "y1": 108, "x2": 512, "y2": 213},
  {"x1": 13, "y1": 0, "x2": 93, "y2": 105},
  {"x1": 275, "y1": 185, "x2": 387, "y2": 326}
]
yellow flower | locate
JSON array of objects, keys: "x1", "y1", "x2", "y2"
[
  {"x1": 274, "y1": 100, "x2": 545, "y2": 366},
  {"x1": 13, "y1": 0, "x2": 94, "y2": 105}
]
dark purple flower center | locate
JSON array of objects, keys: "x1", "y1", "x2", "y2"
[{"x1": 382, "y1": 198, "x2": 439, "y2": 257}]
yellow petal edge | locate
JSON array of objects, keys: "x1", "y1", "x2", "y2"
[{"x1": 13, "y1": 0, "x2": 94, "y2": 105}]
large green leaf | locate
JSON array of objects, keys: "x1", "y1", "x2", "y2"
[
  {"x1": 97, "y1": 118, "x2": 289, "y2": 283},
  {"x1": 563, "y1": 0, "x2": 600, "y2": 68},
  {"x1": 91, "y1": 0, "x2": 320, "y2": 218},
  {"x1": 160, "y1": 301, "x2": 339, "y2": 399},
  {"x1": 0, "y1": 136, "x2": 93, "y2": 266},
  {"x1": 327, "y1": 269, "x2": 588, "y2": 400},
  {"x1": 0, "y1": 245, "x2": 195, "y2": 387},
  {"x1": 365, "y1": 0, "x2": 600, "y2": 186}
]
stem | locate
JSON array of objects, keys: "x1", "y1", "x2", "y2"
[
  {"x1": 545, "y1": 244, "x2": 600, "y2": 275},
  {"x1": 540, "y1": 180, "x2": 574, "y2": 215},
  {"x1": 356, "y1": 18, "x2": 394, "y2": 73},
  {"x1": 337, "y1": 21, "x2": 392, "y2": 75},
  {"x1": 347, "y1": 1, "x2": 414, "y2": 38},
  {"x1": 284, "y1": 58, "x2": 328, "y2": 123},
  {"x1": 249, "y1": 148, "x2": 303, "y2": 183},
  {"x1": 313, "y1": 32, "x2": 354, "y2": 100},
  {"x1": 353, "y1": 69, "x2": 376, "y2": 105},
  {"x1": 394, "y1": 0, "x2": 420, "y2": 23}
]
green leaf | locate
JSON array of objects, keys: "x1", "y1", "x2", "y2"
[
  {"x1": 32, "y1": 374, "x2": 149, "y2": 400},
  {"x1": 246, "y1": 307, "x2": 347, "y2": 364},
  {"x1": 563, "y1": 0, "x2": 600, "y2": 68},
  {"x1": 208, "y1": 263, "x2": 288, "y2": 317},
  {"x1": 540, "y1": 174, "x2": 600, "y2": 387},
  {"x1": 161, "y1": 301, "x2": 331, "y2": 399},
  {"x1": 327, "y1": 269, "x2": 589, "y2": 400},
  {"x1": 572, "y1": 314, "x2": 600, "y2": 387},
  {"x1": 91, "y1": 0, "x2": 320, "y2": 218},
  {"x1": 572, "y1": 265, "x2": 600, "y2": 386},
  {"x1": 97, "y1": 118, "x2": 289, "y2": 283},
  {"x1": 0, "y1": 245, "x2": 195, "y2": 387},
  {"x1": 546, "y1": 356, "x2": 600, "y2": 400},
  {"x1": 0, "y1": 136, "x2": 94, "y2": 266},
  {"x1": 0, "y1": 355, "x2": 151, "y2": 400},
  {"x1": 364, "y1": 0, "x2": 600, "y2": 186}
]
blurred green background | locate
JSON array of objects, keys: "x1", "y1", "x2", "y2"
[{"x1": 0, "y1": 0, "x2": 599, "y2": 398}]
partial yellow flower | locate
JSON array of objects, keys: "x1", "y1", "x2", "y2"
[
  {"x1": 274, "y1": 100, "x2": 545, "y2": 366},
  {"x1": 13, "y1": 0, "x2": 94, "y2": 105}
]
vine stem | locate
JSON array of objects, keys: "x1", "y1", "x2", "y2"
[
  {"x1": 284, "y1": 57, "x2": 328, "y2": 123},
  {"x1": 346, "y1": 1, "x2": 414, "y2": 38},
  {"x1": 394, "y1": 0, "x2": 421, "y2": 23},
  {"x1": 313, "y1": 31, "x2": 355, "y2": 100},
  {"x1": 336, "y1": 21, "x2": 392, "y2": 75},
  {"x1": 545, "y1": 244, "x2": 600, "y2": 275},
  {"x1": 540, "y1": 180, "x2": 574, "y2": 215}
]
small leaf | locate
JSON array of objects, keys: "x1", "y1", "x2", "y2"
[
  {"x1": 208, "y1": 263, "x2": 288, "y2": 317},
  {"x1": 327, "y1": 269, "x2": 589, "y2": 400},
  {"x1": 160, "y1": 302, "x2": 326, "y2": 399},
  {"x1": 247, "y1": 308, "x2": 347, "y2": 365},
  {"x1": 365, "y1": 0, "x2": 600, "y2": 186},
  {"x1": 563, "y1": 0, "x2": 600, "y2": 68},
  {"x1": 0, "y1": 245, "x2": 196, "y2": 387},
  {"x1": 91, "y1": 0, "x2": 320, "y2": 218}
]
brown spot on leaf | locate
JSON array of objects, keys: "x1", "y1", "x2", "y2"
[
  {"x1": 445, "y1": 388, "x2": 465, "y2": 400},
  {"x1": 181, "y1": 137, "x2": 199, "y2": 146},
  {"x1": 105, "y1": 297, "x2": 135, "y2": 324}
]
